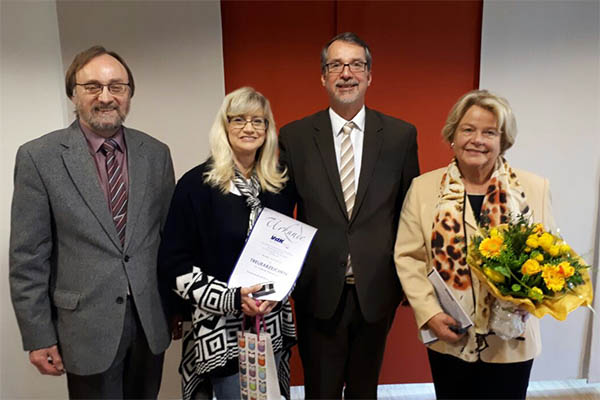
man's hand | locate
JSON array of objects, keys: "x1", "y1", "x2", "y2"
[
  {"x1": 170, "y1": 313, "x2": 184, "y2": 340},
  {"x1": 29, "y1": 345, "x2": 64, "y2": 376},
  {"x1": 425, "y1": 312, "x2": 466, "y2": 344}
]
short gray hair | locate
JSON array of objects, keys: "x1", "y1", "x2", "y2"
[
  {"x1": 320, "y1": 32, "x2": 372, "y2": 73},
  {"x1": 442, "y1": 89, "x2": 517, "y2": 153}
]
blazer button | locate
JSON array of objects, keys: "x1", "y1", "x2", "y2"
[
  {"x1": 124, "y1": 255, "x2": 130, "y2": 262},
  {"x1": 340, "y1": 261, "x2": 346, "y2": 268},
  {"x1": 116, "y1": 296, "x2": 124, "y2": 304}
]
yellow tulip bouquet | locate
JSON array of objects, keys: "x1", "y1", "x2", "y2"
[{"x1": 467, "y1": 217, "x2": 593, "y2": 323}]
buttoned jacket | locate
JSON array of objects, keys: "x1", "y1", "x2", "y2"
[
  {"x1": 10, "y1": 121, "x2": 175, "y2": 375},
  {"x1": 279, "y1": 108, "x2": 419, "y2": 322}
]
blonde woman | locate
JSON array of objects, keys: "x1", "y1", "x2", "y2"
[
  {"x1": 158, "y1": 87, "x2": 295, "y2": 399},
  {"x1": 394, "y1": 90, "x2": 555, "y2": 399}
]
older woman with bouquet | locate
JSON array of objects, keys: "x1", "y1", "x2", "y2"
[
  {"x1": 394, "y1": 90, "x2": 555, "y2": 399},
  {"x1": 158, "y1": 87, "x2": 295, "y2": 399}
]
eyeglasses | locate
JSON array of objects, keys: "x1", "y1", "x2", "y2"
[
  {"x1": 227, "y1": 116, "x2": 268, "y2": 131},
  {"x1": 324, "y1": 61, "x2": 368, "y2": 74},
  {"x1": 75, "y1": 82, "x2": 130, "y2": 96},
  {"x1": 458, "y1": 126, "x2": 500, "y2": 139}
]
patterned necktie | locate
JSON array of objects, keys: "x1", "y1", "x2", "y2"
[
  {"x1": 340, "y1": 122, "x2": 356, "y2": 283},
  {"x1": 102, "y1": 139, "x2": 127, "y2": 245},
  {"x1": 340, "y1": 121, "x2": 356, "y2": 218}
]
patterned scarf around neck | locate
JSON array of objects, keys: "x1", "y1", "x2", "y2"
[
  {"x1": 430, "y1": 157, "x2": 532, "y2": 333},
  {"x1": 232, "y1": 167, "x2": 263, "y2": 235}
]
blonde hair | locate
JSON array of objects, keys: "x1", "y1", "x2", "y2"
[
  {"x1": 204, "y1": 87, "x2": 287, "y2": 193},
  {"x1": 442, "y1": 89, "x2": 517, "y2": 153}
]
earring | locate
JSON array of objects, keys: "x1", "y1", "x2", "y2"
[{"x1": 450, "y1": 142, "x2": 455, "y2": 148}]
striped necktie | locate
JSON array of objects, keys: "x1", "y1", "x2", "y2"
[
  {"x1": 340, "y1": 121, "x2": 356, "y2": 218},
  {"x1": 340, "y1": 122, "x2": 356, "y2": 284},
  {"x1": 102, "y1": 139, "x2": 127, "y2": 245}
]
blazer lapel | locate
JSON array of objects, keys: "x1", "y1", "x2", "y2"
[
  {"x1": 464, "y1": 194, "x2": 479, "y2": 233},
  {"x1": 122, "y1": 128, "x2": 149, "y2": 251},
  {"x1": 61, "y1": 121, "x2": 122, "y2": 249},
  {"x1": 352, "y1": 108, "x2": 383, "y2": 223},
  {"x1": 312, "y1": 111, "x2": 348, "y2": 218}
]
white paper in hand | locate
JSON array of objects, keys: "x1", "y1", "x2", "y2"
[
  {"x1": 228, "y1": 207, "x2": 317, "y2": 301},
  {"x1": 421, "y1": 267, "x2": 474, "y2": 344}
]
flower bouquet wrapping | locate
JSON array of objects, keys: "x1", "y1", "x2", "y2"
[{"x1": 467, "y1": 217, "x2": 593, "y2": 339}]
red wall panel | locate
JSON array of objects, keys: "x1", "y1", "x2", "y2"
[
  {"x1": 221, "y1": 0, "x2": 482, "y2": 385},
  {"x1": 336, "y1": 1, "x2": 482, "y2": 174},
  {"x1": 221, "y1": 1, "x2": 336, "y2": 127}
]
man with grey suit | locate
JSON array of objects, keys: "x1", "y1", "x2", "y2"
[{"x1": 9, "y1": 45, "x2": 175, "y2": 399}]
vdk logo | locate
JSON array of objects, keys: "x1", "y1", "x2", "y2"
[{"x1": 270, "y1": 235, "x2": 284, "y2": 243}]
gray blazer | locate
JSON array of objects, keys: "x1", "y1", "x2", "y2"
[{"x1": 9, "y1": 121, "x2": 175, "y2": 375}]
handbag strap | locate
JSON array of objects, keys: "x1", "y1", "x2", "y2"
[
  {"x1": 241, "y1": 316, "x2": 246, "y2": 338},
  {"x1": 240, "y1": 310, "x2": 268, "y2": 339},
  {"x1": 255, "y1": 314, "x2": 267, "y2": 340}
]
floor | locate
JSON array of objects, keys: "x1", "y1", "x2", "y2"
[{"x1": 290, "y1": 379, "x2": 600, "y2": 399}]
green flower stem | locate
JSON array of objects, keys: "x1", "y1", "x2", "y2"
[
  {"x1": 507, "y1": 268, "x2": 532, "y2": 291},
  {"x1": 505, "y1": 268, "x2": 574, "y2": 300}
]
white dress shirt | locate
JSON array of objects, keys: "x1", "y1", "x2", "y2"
[
  {"x1": 329, "y1": 106, "x2": 365, "y2": 190},
  {"x1": 329, "y1": 106, "x2": 366, "y2": 278}
]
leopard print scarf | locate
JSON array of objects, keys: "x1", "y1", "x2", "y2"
[{"x1": 431, "y1": 157, "x2": 532, "y2": 331}]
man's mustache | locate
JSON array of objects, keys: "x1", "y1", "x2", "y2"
[{"x1": 93, "y1": 105, "x2": 118, "y2": 112}]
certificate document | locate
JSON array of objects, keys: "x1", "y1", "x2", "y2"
[
  {"x1": 421, "y1": 267, "x2": 473, "y2": 344},
  {"x1": 228, "y1": 207, "x2": 317, "y2": 301}
]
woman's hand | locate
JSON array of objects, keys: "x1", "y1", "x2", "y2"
[
  {"x1": 257, "y1": 300, "x2": 277, "y2": 315},
  {"x1": 241, "y1": 285, "x2": 262, "y2": 316},
  {"x1": 425, "y1": 312, "x2": 466, "y2": 343},
  {"x1": 240, "y1": 285, "x2": 279, "y2": 316},
  {"x1": 516, "y1": 307, "x2": 530, "y2": 323}
]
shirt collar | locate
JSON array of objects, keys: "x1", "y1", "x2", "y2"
[
  {"x1": 329, "y1": 106, "x2": 366, "y2": 136},
  {"x1": 79, "y1": 120, "x2": 126, "y2": 153}
]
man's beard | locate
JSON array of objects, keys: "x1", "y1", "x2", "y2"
[
  {"x1": 332, "y1": 80, "x2": 361, "y2": 104},
  {"x1": 78, "y1": 102, "x2": 128, "y2": 132}
]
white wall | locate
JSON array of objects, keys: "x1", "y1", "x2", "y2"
[
  {"x1": 1, "y1": 1, "x2": 70, "y2": 397},
  {"x1": 589, "y1": 1, "x2": 600, "y2": 384},
  {"x1": 480, "y1": 0, "x2": 600, "y2": 381},
  {"x1": 590, "y1": 189, "x2": 600, "y2": 382},
  {"x1": 1, "y1": 1, "x2": 224, "y2": 398},
  {"x1": 55, "y1": 0, "x2": 225, "y2": 178}
]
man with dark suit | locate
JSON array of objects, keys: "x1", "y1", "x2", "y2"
[
  {"x1": 9, "y1": 45, "x2": 175, "y2": 399},
  {"x1": 279, "y1": 32, "x2": 420, "y2": 398}
]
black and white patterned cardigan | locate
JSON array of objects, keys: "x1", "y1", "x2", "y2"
[
  {"x1": 175, "y1": 267, "x2": 295, "y2": 399},
  {"x1": 158, "y1": 162, "x2": 297, "y2": 400}
]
